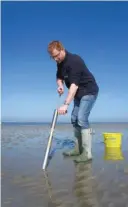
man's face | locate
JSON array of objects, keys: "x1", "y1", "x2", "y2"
[{"x1": 50, "y1": 49, "x2": 65, "y2": 63}]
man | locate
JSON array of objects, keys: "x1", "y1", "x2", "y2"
[{"x1": 48, "y1": 40, "x2": 99, "y2": 163}]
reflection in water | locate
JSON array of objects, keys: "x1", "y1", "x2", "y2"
[
  {"x1": 73, "y1": 163, "x2": 99, "y2": 207},
  {"x1": 104, "y1": 147, "x2": 124, "y2": 161},
  {"x1": 43, "y1": 171, "x2": 57, "y2": 207},
  {"x1": 43, "y1": 172, "x2": 53, "y2": 200},
  {"x1": 43, "y1": 171, "x2": 63, "y2": 207},
  {"x1": 2, "y1": 124, "x2": 128, "y2": 207}
]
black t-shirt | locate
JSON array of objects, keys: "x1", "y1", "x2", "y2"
[{"x1": 56, "y1": 50, "x2": 99, "y2": 99}]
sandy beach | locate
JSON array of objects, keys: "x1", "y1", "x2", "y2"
[{"x1": 1, "y1": 122, "x2": 128, "y2": 207}]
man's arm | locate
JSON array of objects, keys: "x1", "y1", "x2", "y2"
[
  {"x1": 64, "y1": 59, "x2": 82, "y2": 105},
  {"x1": 56, "y1": 63, "x2": 64, "y2": 87},
  {"x1": 64, "y1": 83, "x2": 78, "y2": 104},
  {"x1": 56, "y1": 64, "x2": 64, "y2": 94},
  {"x1": 57, "y1": 78, "x2": 64, "y2": 88},
  {"x1": 57, "y1": 57, "x2": 83, "y2": 114}
]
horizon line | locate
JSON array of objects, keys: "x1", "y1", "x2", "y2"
[{"x1": 1, "y1": 121, "x2": 128, "y2": 124}]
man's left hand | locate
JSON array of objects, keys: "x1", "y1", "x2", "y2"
[{"x1": 57, "y1": 104, "x2": 68, "y2": 115}]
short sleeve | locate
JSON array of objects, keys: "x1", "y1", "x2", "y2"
[
  {"x1": 69, "y1": 60, "x2": 82, "y2": 86},
  {"x1": 56, "y1": 64, "x2": 64, "y2": 80}
]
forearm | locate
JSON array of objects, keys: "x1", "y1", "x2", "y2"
[
  {"x1": 65, "y1": 83, "x2": 78, "y2": 104},
  {"x1": 57, "y1": 79, "x2": 63, "y2": 87}
]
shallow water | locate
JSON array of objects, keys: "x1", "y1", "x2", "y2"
[{"x1": 1, "y1": 123, "x2": 128, "y2": 207}]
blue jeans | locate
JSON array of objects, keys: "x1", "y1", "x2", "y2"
[{"x1": 71, "y1": 94, "x2": 98, "y2": 129}]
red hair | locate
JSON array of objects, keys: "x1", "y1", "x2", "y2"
[{"x1": 48, "y1": 40, "x2": 65, "y2": 53}]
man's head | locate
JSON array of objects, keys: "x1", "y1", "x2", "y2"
[{"x1": 48, "y1": 41, "x2": 66, "y2": 63}]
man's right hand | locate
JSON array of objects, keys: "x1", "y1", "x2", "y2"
[{"x1": 57, "y1": 86, "x2": 64, "y2": 95}]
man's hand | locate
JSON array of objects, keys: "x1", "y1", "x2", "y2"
[
  {"x1": 57, "y1": 86, "x2": 64, "y2": 95},
  {"x1": 57, "y1": 104, "x2": 68, "y2": 115}
]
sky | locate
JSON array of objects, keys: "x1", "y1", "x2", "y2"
[{"x1": 1, "y1": 1, "x2": 128, "y2": 122}]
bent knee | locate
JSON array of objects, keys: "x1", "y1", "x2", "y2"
[
  {"x1": 71, "y1": 114, "x2": 77, "y2": 125},
  {"x1": 77, "y1": 117, "x2": 89, "y2": 129}
]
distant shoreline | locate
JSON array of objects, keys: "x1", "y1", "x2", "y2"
[{"x1": 1, "y1": 121, "x2": 128, "y2": 125}]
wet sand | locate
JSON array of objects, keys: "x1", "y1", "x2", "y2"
[{"x1": 1, "y1": 123, "x2": 128, "y2": 207}]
